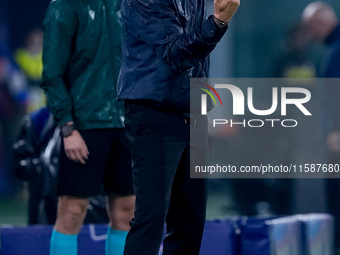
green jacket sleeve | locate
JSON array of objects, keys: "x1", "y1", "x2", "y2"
[{"x1": 40, "y1": 0, "x2": 77, "y2": 125}]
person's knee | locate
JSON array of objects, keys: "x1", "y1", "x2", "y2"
[
  {"x1": 59, "y1": 196, "x2": 88, "y2": 216},
  {"x1": 108, "y1": 195, "x2": 135, "y2": 230},
  {"x1": 55, "y1": 196, "x2": 89, "y2": 234}
]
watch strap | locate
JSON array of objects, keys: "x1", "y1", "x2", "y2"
[
  {"x1": 60, "y1": 123, "x2": 76, "y2": 138},
  {"x1": 213, "y1": 15, "x2": 228, "y2": 29}
]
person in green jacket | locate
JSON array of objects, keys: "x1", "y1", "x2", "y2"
[{"x1": 40, "y1": 1, "x2": 135, "y2": 255}]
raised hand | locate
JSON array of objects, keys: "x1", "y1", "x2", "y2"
[{"x1": 214, "y1": 0, "x2": 240, "y2": 22}]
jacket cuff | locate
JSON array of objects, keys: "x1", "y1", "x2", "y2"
[
  {"x1": 200, "y1": 15, "x2": 228, "y2": 44},
  {"x1": 58, "y1": 115, "x2": 73, "y2": 126}
]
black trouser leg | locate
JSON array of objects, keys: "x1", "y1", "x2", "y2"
[
  {"x1": 163, "y1": 145, "x2": 207, "y2": 255},
  {"x1": 124, "y1": 102, "x2": 188, "y2": 255},
  {"x1": 163, "y1": 115, "x2": 208, "y2": 255},
  {"x1": 123, "y1": 102, "x2": 207, "y2": 255}
]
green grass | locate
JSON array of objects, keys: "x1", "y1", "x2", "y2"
[{"x1": 0, "y1": 191, "x2": 28, "y2": 227}]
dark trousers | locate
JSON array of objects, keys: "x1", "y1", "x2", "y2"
[{"x1": 123, "y1": 102, "x2": 207, "y2": 255}]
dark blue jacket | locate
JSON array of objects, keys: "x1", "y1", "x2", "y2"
[
  {"x1": 321, "y1": 25, "x2": 340, "y2": 132},
  {"x1": 117, "y1": 0, "x2": 227, "y2": 112},
  {"x1": 322, "y1": 25, "x2": 340, "y2": 78}
]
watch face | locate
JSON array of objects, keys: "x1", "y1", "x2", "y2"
[{"x1": 61, "y1": 125, "x2": 73, "y2": 137}]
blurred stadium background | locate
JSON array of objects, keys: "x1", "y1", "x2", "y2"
[{"x1": 0, "y1": 0, "x2": 339, "y2": 232}]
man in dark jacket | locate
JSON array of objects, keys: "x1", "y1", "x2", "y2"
[
  {"x1": 117, "y1": 0, "x2": 240, "y2": 254},
  {"x1": 40, "y1": 1, "x2": 135, "y2": 255},
  {"x1": 303, "y1": 1, "x2": 340, "y2": 250}
]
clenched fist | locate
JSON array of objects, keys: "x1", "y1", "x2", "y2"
[{"x1": 214, "y1": 0, "x2": 240, "y2": 22}]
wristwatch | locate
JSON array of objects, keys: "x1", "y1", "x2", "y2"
[{"x1": 60, "y1": 123, "x2": 76, "y2": 138}]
